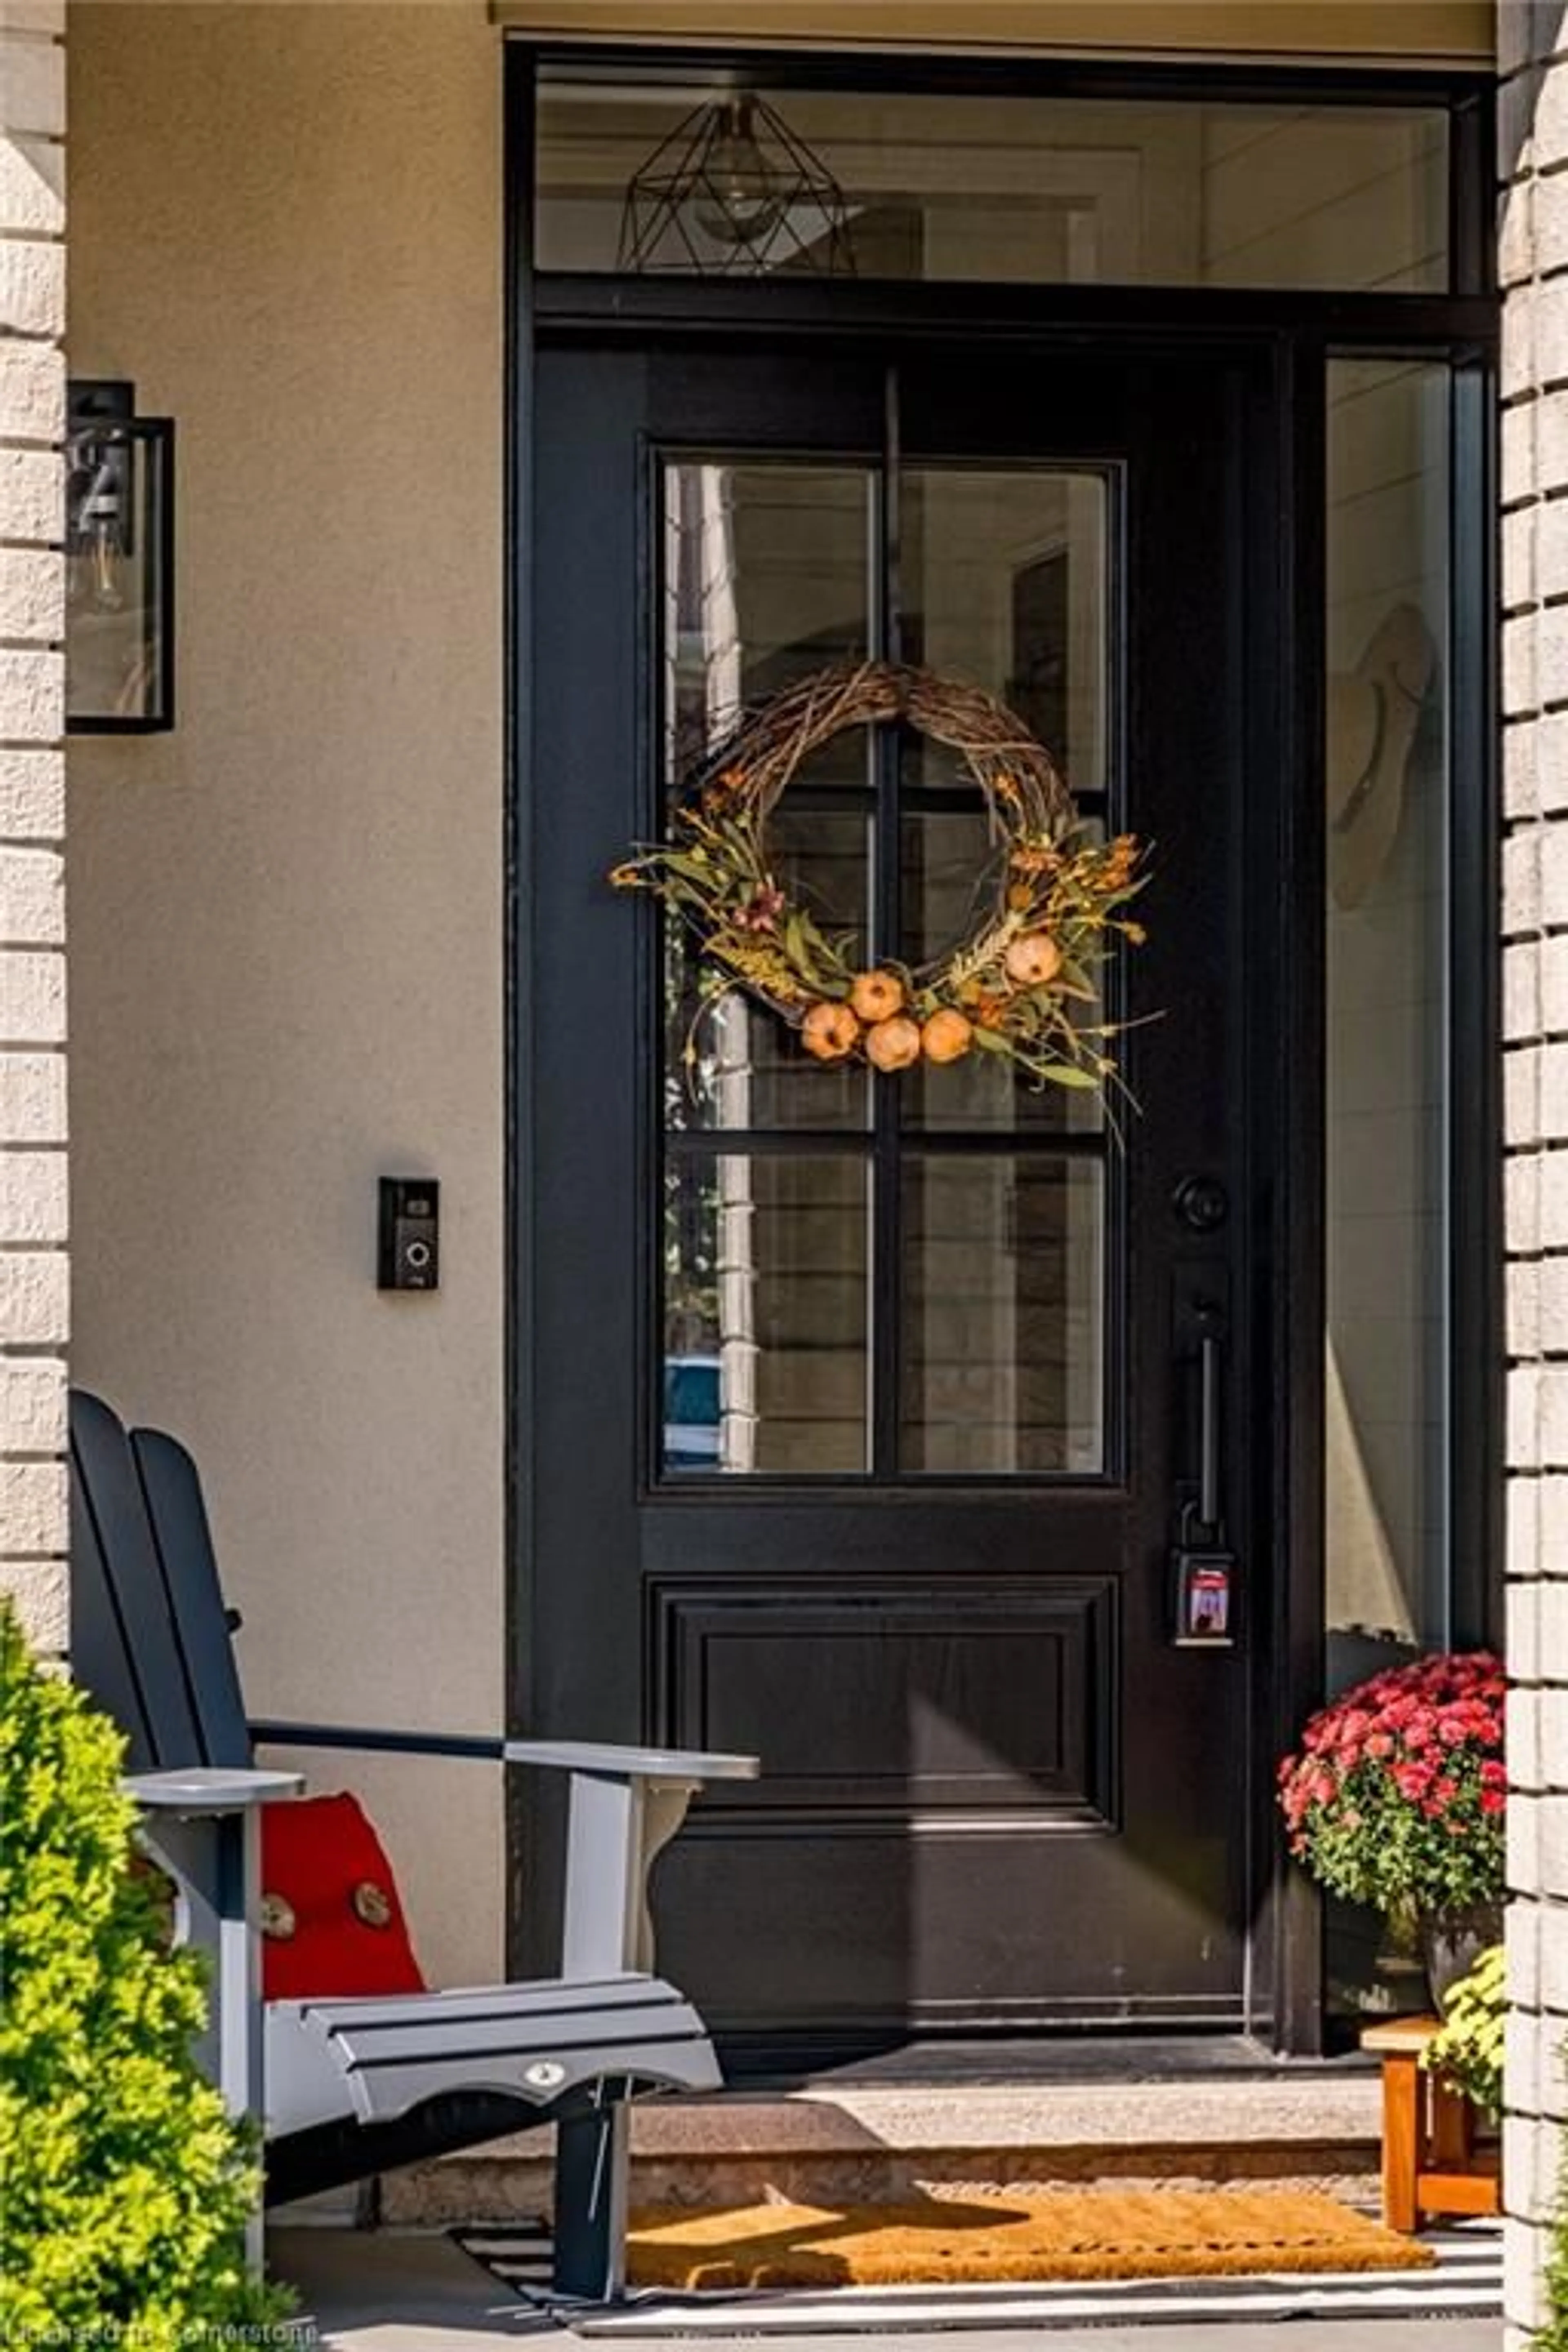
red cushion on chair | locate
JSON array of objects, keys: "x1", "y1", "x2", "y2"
[{"x1": 258, "y1": 1792, "x2": 427, "y2": 2001}]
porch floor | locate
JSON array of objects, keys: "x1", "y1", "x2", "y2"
[{"x1": 271, "y1": 2226, "x2": 1501, "y2": 2352}]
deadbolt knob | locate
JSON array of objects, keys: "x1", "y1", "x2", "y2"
[{"x1": 1173, "y1": 1175, "x2": 1229, "y2": 1232}]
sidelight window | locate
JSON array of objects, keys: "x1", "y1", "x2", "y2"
[{"x1": 1324, "y1": 359, "x2": 1457, "y2": 1666}]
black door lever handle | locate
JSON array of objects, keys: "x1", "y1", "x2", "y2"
[
  {"x1": 1198, "y1": 1321, "x2": 1222, "y2": 1538},
  {"x1": 1172, "y1": 1302, "x2": 1237, "y2": 1645}
]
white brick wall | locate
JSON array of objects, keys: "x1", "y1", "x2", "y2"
[
  {"x1": 1501, "y1": 7, "x2": 1568, "y2": 2341},
  {"x1": 0, "y1": 0, "x2": 65, "y2": 1657}
]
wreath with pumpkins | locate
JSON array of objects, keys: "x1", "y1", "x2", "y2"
[{"x1": 610, "y1": 660, "x2": 1146, "y2": 1098}]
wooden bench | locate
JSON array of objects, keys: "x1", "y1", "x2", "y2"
[{"x1": 1361, "y1": 2014, "x2": 1502, "y2": 2233}]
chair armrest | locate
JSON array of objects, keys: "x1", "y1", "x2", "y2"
[
  {"x1": 252, "y1": 1721, "x2": 759, "y2": 1784},
  {"x1": 503, "y1": 1740, "x2": 758, "y2": 1784},
  {"x1": 127, "y1": 1766, "x2": 303, "y2": 1814}
]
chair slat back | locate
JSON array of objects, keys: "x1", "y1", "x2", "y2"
[
  {"x1": 69, "y1": 1390, "x2": 206, "y2": 1770},
  {"x1": 70, "y1": 1406, "x2": 158, "y2": 1771},
  {"x1": 130, "y1": 1427, "x2": 252, "y2": 1770}
]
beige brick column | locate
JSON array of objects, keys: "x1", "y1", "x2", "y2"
[
  {"x1": 1502, "y1": 4, "x2": 1568, "y2": 2340},
  {"x1": 0, "y1": 0, "x2": 67, "y2": 1657}
]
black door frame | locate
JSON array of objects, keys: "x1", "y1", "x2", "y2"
[{"x1": 503, "y1": 43, "x2": 1501, "y2": 2057}]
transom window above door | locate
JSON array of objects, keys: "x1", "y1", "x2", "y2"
[
  {"x1": 657, "y1": 454, "x2": 1118, "y2": 1482},
  {"x1": 536, "y1": 72, "x2": 1450, "y2": 293}
]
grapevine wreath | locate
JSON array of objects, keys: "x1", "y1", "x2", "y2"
[{"x1": 610, "y1": 659, "x2": 1147, "y2": 1096}]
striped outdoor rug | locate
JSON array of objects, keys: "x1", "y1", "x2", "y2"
[{"x1": 453, "y1": 2214, "x2": 1502, "y2": 2334}]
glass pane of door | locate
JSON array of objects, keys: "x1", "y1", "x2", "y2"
[
  {"x1": 900, "y1": 1154, "x2": 1105, "y2": 1473},
  {"x1": 664, "y1": 1152, "x2": 870, "y2": 1474},
  {"x1": 900, "y1": 803, "x2": 1109, "y2": 1137},
  {"x1": 666, "y1": 461, "x2": 873, "y2": 756},
  {"x1": 669, "y1": 806, "x2": 871, "y2": 1133},
  {"x1": 664, "y1": 460, "x2": 875, "y2": 1135},
  {"x1": 902, "y1": 468, "x2": 1109, "y2": 795},
  {"x1": 658, "y1": 453, "x2": 1118, "y2": 1477}
]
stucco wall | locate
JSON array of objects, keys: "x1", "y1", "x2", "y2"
[{"x1": 65, "y1": 2, "x2": 506, "y2": 1987}]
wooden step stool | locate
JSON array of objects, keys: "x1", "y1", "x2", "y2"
[{"x1": 1361, "y1": 2014, "x2": 1502, "y2": 2233}]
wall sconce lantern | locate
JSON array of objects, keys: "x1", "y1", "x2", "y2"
[{"x1": 65, "y1": 379, "x2": 174, "y2": 733}]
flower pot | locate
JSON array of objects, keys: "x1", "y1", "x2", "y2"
[{"x1": 1419, "y1": 1905, "x2": 1503, "y2": 2012}]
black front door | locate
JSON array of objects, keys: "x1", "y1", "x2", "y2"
[{"x1": 523, "y1": 339, "x2": 1263, "y2": 2063}]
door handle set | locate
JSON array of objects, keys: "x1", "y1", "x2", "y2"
[
  {"x1": 1197, "y1": 1317, "x2": 1222, "y2": 1535},
  {"x1": 1170, "y1": 1289, "x2": 1239, "y2": 1648}
]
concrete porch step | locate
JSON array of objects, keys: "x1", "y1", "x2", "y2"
[{"x1": 372, "y1": 2067, "x2": 1386, "y2": 2226}]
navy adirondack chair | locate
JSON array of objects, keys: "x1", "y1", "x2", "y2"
[{"x1": 68, "y1": 1388, "x2": 757, "y2": 2299}]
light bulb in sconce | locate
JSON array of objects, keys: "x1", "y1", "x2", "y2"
[
  {"x1": 67, "y1": 444, "x2": 129, "y2": 614},
  {"x1": 692, "y1": 100, "x2": 785, "y2": 247},
  {"x1": 619, "y1": 91, "x2": 854, "y2": 278}
]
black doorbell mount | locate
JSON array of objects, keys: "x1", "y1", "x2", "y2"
[{"x1": 379, "y1": 1177, "x2": 439, "y2": 1292}]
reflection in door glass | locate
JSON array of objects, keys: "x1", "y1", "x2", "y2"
[
  {"x1": 899, "y1": 805, "x2": 1106, "y2": 1136},
  {"x1": 902, "y1": 469, "x2": 1108, "y2": 794},
  {"x1": 664, "y1": 1152, "x2": 869, "y2": 1474},
  {"x1": 665, "y1": 463, "x2": 873, "y2": 773},
  {"x1": 667, "y1": 804, "x2": 871, "y2": 1134},
  {"x1": 900, "y1": 1155, "x2": 1104, "y2": 1474},
  {"x1": 899, "y1": 465, "x2": 1112, "y2": 1140},
  {"x1": 1322, "y1": 358, "x2": 1452, "y2": 2029},
  {"x1": 539, "y1": 81, "x2": 1448, "y2": 293},
  {"x1": 663, "y1": 462, "x2": 876, "y2": 1133},
  {"x1": 1324, "y1": 360, "x2": 1450, "y2": 1674}
]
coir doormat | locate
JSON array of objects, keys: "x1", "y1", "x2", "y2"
[{"x1": 620, "y1": 2189, "x2": 1436, "y2": 2290}]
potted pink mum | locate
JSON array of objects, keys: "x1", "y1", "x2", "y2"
[{"x1": 1277, "y1": 1649, "x2": 1506, "y2": 2002}]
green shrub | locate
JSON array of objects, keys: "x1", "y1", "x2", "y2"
[
  {"x1": 0, "y1": 1604, "x2": 292, "y2": 2345},
  {"x1": 1421, "y1": 1942, "x2": 1505, "y2": 2121},
  {"x1": 1544, "y1": 2230, "x2": 1568, "y2": 2352},
  {"x1": 1539, "y1": 2084, "x2": 1568, "y2": 2352}
]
